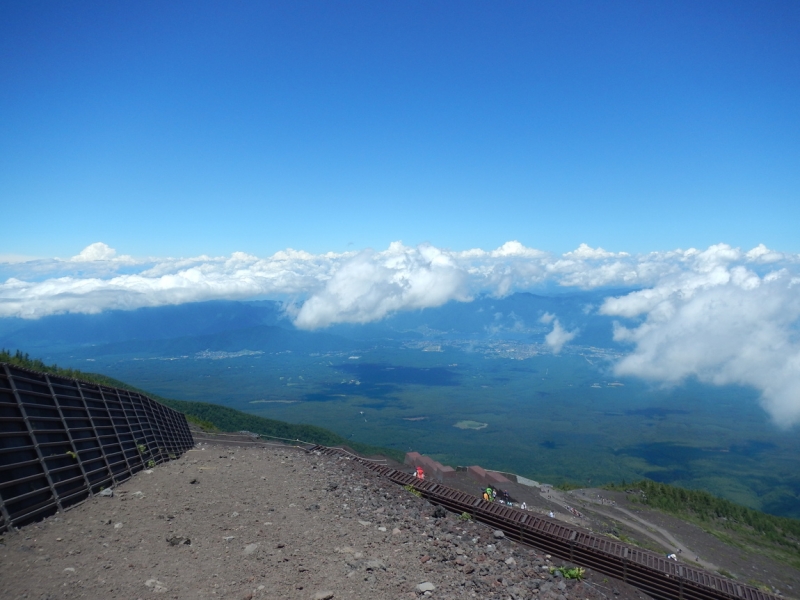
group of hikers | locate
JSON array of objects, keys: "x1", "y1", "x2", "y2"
[{"x1": 482, "y1": 486, "x2": 514, "y2": 505}]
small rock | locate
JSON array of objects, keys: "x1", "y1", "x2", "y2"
[
  {"x1": 306, "y1": 504, "x2": 320, "y2": 511},
  {"x1": 505, "y1": 557, "x2": 517, "y2": 566},
  {"x1": 166, "y1": 536, "x2": 190, "y2": 546},
  {"x1": 223, "y1": 536, "x2": 236, "y2": 542},
  {"x1": 486, "y1": 544, "x2": 496, "y2": 552},
  {"x1": 377, "y1": 526, "x2": 387, "y2": 532},
  {"x1": 56, "y1": 537, "x2": 62, "y2": 541},
  {"x1": 231, "y1": 512, "x2": 240, "y2": 517},
  {"x1": 357, "y1": 520, "x2": 372, "y2": 526},
  {"x1": 98, "y1": 488, "x2": 113, "y2": 497},
  {"x1": 313, "y1": 592, "x2": 334, "y2": 600},
  {"x1": 145, "y1": 578, "x2": 168, "y2": 592},
  {"x1": 365, "y1": 559, "x2": 386, "y2": 571},
  {"x1": 144, "y1": 469, "x2": 154, "y2": 474},
  {"x1": 416, "y1": 582, "x2": 435, "y2": 593},
  {"x1": 432, "y1": 506, "x2": 447, "y2": 519},
  {"x1": 132, "y1": 491, "x2": 145, "y2": 499},
  {"x1": 464, "y1": 564, "x2": 475, "y2": 574},
  {"x1": 114, "y1": 522, "x2": 123, "y2": 529},
  {"x1": 64, "y1": 567, "x2": 76, "y2": 573},
  {"x1": 420, "y1": 555, "x2": 431, "y2": 563},
  {"x1": 189, "y1": 478, "x2": 199, "y2": 484},
  {"x1": 392, "y1": 528, "x2": 401, "y2": 535},
  {"x1": 493, "y1": 530, "x2": 505, "y2": 539},
  {"x1": 243, "y1": 543, "x2": 260, "y2": 556}
]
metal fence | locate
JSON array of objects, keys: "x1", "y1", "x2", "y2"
[
  {"x1": 0, "y1": 363, "x2": 194, "y2": 532},
  {"x1": 312, "y1": 445, "x2": 781, "y2": 600}
]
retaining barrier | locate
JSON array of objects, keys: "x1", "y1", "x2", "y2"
[
  {"x1": 310, "y1": 445, "x2": 780, "y2": 600},
  {"x1": 0, "y1": 363, "x2": 194, "y2": 532}
]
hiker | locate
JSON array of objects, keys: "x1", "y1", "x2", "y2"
[
  {"x1": 549, "y1": 511, "x2": 554, "y2": 518},
  {"x1": 416, "y1": 466, "x2": 425, "y2": 480},
  {"x1": 484, "y1": 487, "x2": 493, "y2": 502},
  {"x1": 521, "y1": 501, "x2": 527, "y2": 510}
]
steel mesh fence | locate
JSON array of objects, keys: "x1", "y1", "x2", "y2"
[{"x1": 0, "y1": 362, "x2": 194, "y2": 531}]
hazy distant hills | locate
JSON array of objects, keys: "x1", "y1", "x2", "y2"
[
  {"x1": 0, "y1": 300, "x2": 288, "y2": 352},
  {"x1": 0, "y1": 292, "x2": 626, "y2": 356}
]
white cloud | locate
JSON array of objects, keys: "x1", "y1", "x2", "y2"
[
  {"x1": 294, "y1": 243, "x2": 469, "y2": 329},
  {"x1": 540, "y1": 313, "x2": 578, "y2": 353},
  {"x1": 601, "y1": 248, "x2": 800, "y2": 427},
  {"x1": 69, "y1": 242, "x2": 135, "y2": 264}
]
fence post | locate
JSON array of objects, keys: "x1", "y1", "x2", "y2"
[
  {"x1": 44, "y1": 374, "x2": 91, "y2": 498},
  {"x1": 74, "y1": 382, "x2": 114, "y2": 491}
]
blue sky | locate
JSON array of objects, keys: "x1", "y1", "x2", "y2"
[{"x1": 2, "y1": 1, "x2": 799, "y2": 259}]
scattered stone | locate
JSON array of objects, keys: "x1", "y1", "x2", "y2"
[
  {"x1": 392, "y1": 528, "x2": 401, "y2": 535},
  {"x1": 64, "y1": 567, "x2": 75, "y2": 573},
  {"x1": 365, "y1": 559, "x2": 385, "y2": 571},
  {"x1": 145, "y1": 578, "x2": 168, "y2": 592},
  {"x1": 189, "y1": 478, "x2": 199, "y2": 484},
  {"x1": 166, "y1": 536, "x2": 190, "y2": 546},
  {"x1": 306, "y1": 504, "x2": 320, "y2": 511},
  {"x1": 493, "y1": 529, "x2": 505, "y2": 539},
  {"x1": 97, "y1": 488, "x2": 113, "y2": 497},
  {"x1": 312, "y1": 592, "x2": 334, "y2": 600},
  {"x1": 223, "y1": 536, "x2": 236, "y2": 542},
  {"x1": 357, "y1": 520, "x2": 372, "y2": 526},
  {"x1": 432, "y1": 506, "x2": 447, "y2": 518},
  {"x1": 114, "y1": 522, "x2": 123, "y2": 529},
  {"x1": 231, "y1": 511, "x2": 240, "y2": 517},
  {"x1": 505, "y1": 557, "x2": 517, "y2": 566},
  {"x1": 132, "y1": 491, "x2": 145, "y2": 499},
  {"x1": 377, "y1": 526, "x2": 387, "y2": 532},
  {"x1": 416, "y1": 582, "x2": 435, "y2": 592},
  {"x1": 144, "y1": 469, "x2": 154, "y2": 474},
  {"x1": 243, "y1": 543, "x2": 260, "y2": 556}
]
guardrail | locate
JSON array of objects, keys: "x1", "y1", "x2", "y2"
[
  {"x1": 310, "y1": 445, "x2": 780, "y2": 600},
  {"x1": 0, "y1": 363, "x2": 194, "y2": 532}
]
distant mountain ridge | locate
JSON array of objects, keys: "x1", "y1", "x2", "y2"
[{"x1": 0, "y1": 292, "x2": 629, "y2": 356}]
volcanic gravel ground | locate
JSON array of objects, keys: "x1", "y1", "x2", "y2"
[{"x1": 0, "y1": 443, "x2": 652, "y2": 600}]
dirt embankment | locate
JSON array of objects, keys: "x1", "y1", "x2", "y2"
[{"x1": 1, "y1": 442, "x2": 651, "y2": 600}]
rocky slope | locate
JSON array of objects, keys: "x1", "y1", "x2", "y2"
[{"x1": 0, "y1": 441, "x2": 651, "y2": 600}]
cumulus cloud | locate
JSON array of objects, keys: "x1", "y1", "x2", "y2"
[
  {"x1": 294, "y1": 243, "x2": 469, "y2": 329},
  {"x1": 601, "y1": 244, "x2": 800, "y2": 426},
  {"x1": 70, "y1": 242, "x2": 118, "y2": 262},
  {"x1": 540, "y1": 312, "x2": 578, "y2": 353}
]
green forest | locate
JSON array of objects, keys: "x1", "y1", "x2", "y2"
[
  {"x1": 0, "y1": 349, "x2": 401, "y2": 461},
  {"x1": 606, "y1": 479, "x2": 800, "y2": 570}
]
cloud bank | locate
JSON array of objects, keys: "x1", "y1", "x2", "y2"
[
  {"x1": 3, "y1": 240, "x2": 800, "y2": 426},
  {"x1": 600, "y1": 244, "x2": 800, "y2": 427}
]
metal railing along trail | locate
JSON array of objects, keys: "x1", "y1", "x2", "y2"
[{"x1": 309, "y1": 445, "x2": 781, "y2": 600}]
